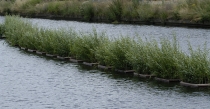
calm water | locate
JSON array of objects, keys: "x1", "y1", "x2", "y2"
[{"x1": 1, "y1": 16, "x2": 210, "y2": 109}]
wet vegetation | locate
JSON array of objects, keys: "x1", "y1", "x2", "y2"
[{"x1": 1, "y1": 15, "x2": 210, "y2": 84}]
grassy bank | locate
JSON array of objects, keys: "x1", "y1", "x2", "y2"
[
  {"x1": 0, "y1": 0, "x2": 210, "y2": 24},
  {"x1": 2, "y1": 15, "x2": 210, "y2": 84}
]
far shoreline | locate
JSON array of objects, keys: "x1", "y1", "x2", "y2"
[{"x1": 1, "y1": 13, "x2": 210, "y2": 29}]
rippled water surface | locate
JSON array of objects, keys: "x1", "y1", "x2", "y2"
[
  {"x1": 1, "y1": 16, "x2": 210, "y2": 109},
  {"x1": 1, "y1": 40, "x2": 210, "y2": 109}
]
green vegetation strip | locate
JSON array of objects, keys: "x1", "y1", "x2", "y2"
[
  {"x1": 1, "y1": 0, "x2": 210, "y2": 25},
  {"x1": 2, "y1": 15, "x2": 210, "y2": 85}
]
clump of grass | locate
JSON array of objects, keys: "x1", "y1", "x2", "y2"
[
  {"x1": 4, "y1": 15, "x2": 29, "y2": 46},
  {"x1": 71, "y1": 29, "x2": 107, "y2": 62},
  {"x1": 126, "y1": 37, "x2": 154, "y2": 74},
  {"x1": 21, "y1": 0, "x2": 42, "y2": 8},
  {"x1": 35, "y1": 28, "x2": 75, "y2": 56},
  {"x1": 4, "y1": 15, "x2": 75, "y2": 56},
  {"x1": 177, "y1": 0, "x2": 210, "y2": 22},
  {"x1": 36, "y1": 28, "x2": 60, "y2": 54},
  {"x1": 194, "y1": 0, "x2": 210, "y2": 22},
  {"x1": 0, "y1": 0, "x2": 13, "y2": 14},
  {"x1": 122, "y1": 0, "x2": 137, "y2": 21},
  {"x1": 96, "y1": 36, "x2": 134, "y2": 70},
  {"x1": 62, "y1": 0, "x2": 81, "y2": 18},
  {"x1": 53, "y1": 29, "x2": 76, "y2": 57},
  {"x1": 4, "y1": 15, "x2": 39, "y2": 48},
  {"x1": 93, "y1": 1, "x2": 108, "y2": 21},
  {"x1": 147, "y1": 37, "x2": 184, "y2": 79},
  {"x1": 13, "y1": 0, "x2": 42, "y2": 15},
  {"x1": 18, "y1": 27, "x2": 39, "y2": 49},
  {"x1": 95, "y1": 38, "x2": 112, "y2": 66},
  {"x1": 80, "y1": 1, "x2": 95, "y2": 21},
  {"x1": 107, "y1": 0, "x2": 124, "y2": 22},
  {"x1": 136, "y1": 2, "x2": 156, "y2": 21},
  {"x1": 179, "y1": 43, "x2": 210, "y2": 84},
  {"x1": 46, "y1": 1, "x2": 62, "y2": 15}
]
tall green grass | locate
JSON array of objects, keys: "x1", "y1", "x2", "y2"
[
  {"x1": 4, "y1": 15, "x2": 36, "y2": 46},
  {"x1": 37, "y1": 28, "x2": 73, "y2": 56},
  {"x1": 80, "y1": 1, "x2": 95, "y2": 21},
  {"x1": 4, "y1": 15, "x2": 75, "y2": 57},
  {"x1": 136, "y1": 2, "x2": 156, "y2": 21},
  {"x1": 108, "y1": 0, "x2": 123, "y2": 22},
  {"x1": 126, "y1": 37, "x2": 156, "y2": 75},
  {"x1": 146, "y1": 37, "x2": 184, "y2": 79},
  {"x1": 96, "y1": 36, "x2": 135, "y2": 70},
  {"x1": 179, "y1": 43, "x2": 210, "y2": 84},
  {"x1": 62, "y1": 0, "x2": 81, "y2": 17},
  {"x1": 3, "y1": 15, "x2": 210, "y2": 84},
  {"x1": 71, "y1": 29, "x2": 107, "y2": 62}
]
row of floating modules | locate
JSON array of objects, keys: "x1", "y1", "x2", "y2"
[{"x1": 14, "y1": 46, "x2": 210, "y2": 89}]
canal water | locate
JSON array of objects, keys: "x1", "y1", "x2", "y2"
[{"x1": 1, "y1": 16, "x2": 210, "y2": 109}]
